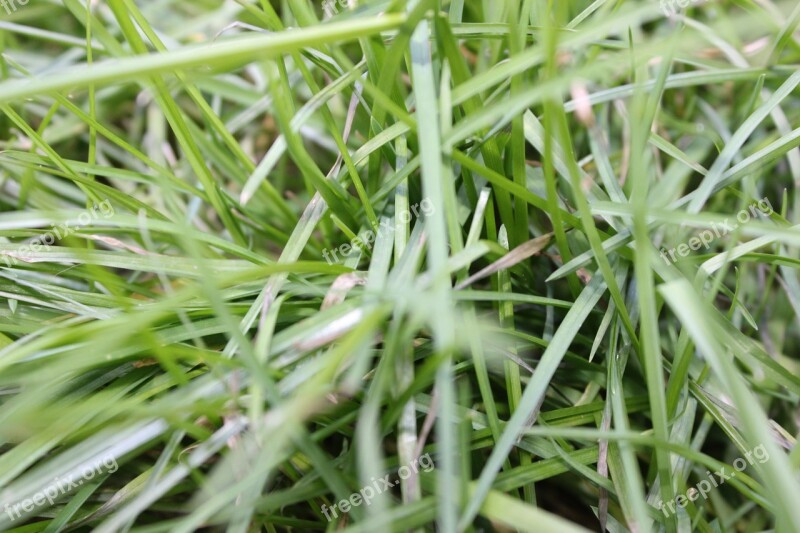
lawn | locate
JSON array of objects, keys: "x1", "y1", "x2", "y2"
[{"x1": 0, "y1": 0, "x2": 799, "y2": 532}]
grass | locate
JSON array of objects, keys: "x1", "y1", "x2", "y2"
[{"x1": 0, "y1": 0, "x2": 799, "y2": 531}]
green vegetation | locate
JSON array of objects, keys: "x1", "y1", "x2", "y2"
[{"x1": 0, "y1": 0, "x2": 799, "y2": 531}]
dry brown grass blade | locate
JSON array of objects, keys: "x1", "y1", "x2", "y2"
[{"x1": 455, "y1": 233, "x2": 553, "y2": 290}]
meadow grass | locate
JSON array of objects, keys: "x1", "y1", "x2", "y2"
[{"x1": 0, "y1": 0, "x2": 799, "y2": 531}]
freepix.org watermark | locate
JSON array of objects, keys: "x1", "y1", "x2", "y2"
[
  {"x1": 322, "y1": 198, "x2": 434, "y2": 265},
  {"x1": 1, "y1": 0, "x2": 29, "y2": 15},
  {"x1": 320, "y1": 453, "x2": 435, "y2": 522},
  {"x1": 659, "y1": 197, "x2": 773, "y2": 265},
  {"x1": 659, "y1": 0, "x2": 709, "y2": 16},
  {"x1": 4, "y1": 455, "x2": 119, "y2": 520},
  {"x1": 656, "y1": 443, "x2": 769, "y2": 517},
  {"x1": 321, "y1": 0, "x2": 349, "y2": 16},
  {"x1": 1, "y1": 200, "x2": 115, "y2": 267}
]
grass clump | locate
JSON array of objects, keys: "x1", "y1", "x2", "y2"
[{"x1": 0, "y1": 0, "x2": 799, "y2": 532}]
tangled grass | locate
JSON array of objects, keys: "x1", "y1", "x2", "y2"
[{"x1": 0, "y1": 0, "x2": 799, "y2": 531}]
